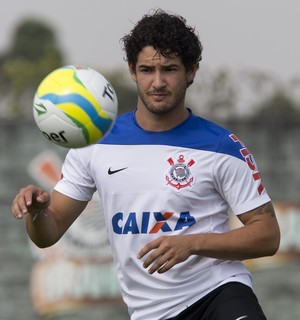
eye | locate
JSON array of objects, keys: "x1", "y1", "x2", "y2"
[
  {"x1": 139, "y1": 67, "x2": 153, "y2": 73},
  {"x1": 165, "y1": 66, "x2": 178, "y2": 72}
]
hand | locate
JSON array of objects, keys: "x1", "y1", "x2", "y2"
[
  {"x1": 137, "y1": 235, "x2": 194, "y2": 274},
  {"x1": 11, "y1": 185, "x2": 50, "y2": 220}
]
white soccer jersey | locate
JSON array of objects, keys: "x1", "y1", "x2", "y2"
[{"x1": 54, "y1": 110, "x2": 270, "y2": 320}]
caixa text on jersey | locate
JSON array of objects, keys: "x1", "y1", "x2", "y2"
[{"x1": 112, "y1": 211, "x2": 196, "y2": 234}]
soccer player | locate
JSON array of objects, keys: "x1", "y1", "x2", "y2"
[{"x1": 12, "y1": 9, "x2": 280, "y2": 320}]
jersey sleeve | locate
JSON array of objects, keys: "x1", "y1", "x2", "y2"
[
  {"x1": 214, "y1": 131, "x2": 271, "y2": 215},
  {"x1": 54, "y1": 148, "x2": 96, "y2": 201}
]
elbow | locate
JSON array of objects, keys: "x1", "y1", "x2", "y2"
[
  {"x1": 29, "y1": 235, "x2": 58, "y2": 249},
  {"x1": 266, "y1": 229, "x2": 281, "y2": 257},
  {"x1": 35, "y1": 242, "x2": 55, "y2": 249},
  {"x1": 266, "y1": 245, "x2": 279, "y2": 257}
]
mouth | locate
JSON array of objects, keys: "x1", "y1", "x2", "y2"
[{"x1": 149, "y1": 92, "x2": 168, "y2": 101}]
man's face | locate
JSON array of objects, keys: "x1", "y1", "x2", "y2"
[{"x1": 130, "y1": 46, "x2": 196, "y2": 115}]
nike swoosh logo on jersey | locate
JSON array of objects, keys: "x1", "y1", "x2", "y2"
[
  {"x1": 235, "y1": 316, "x2": 248, "y2": 320},
  {"x1": 108, "y1": 167, "x2": 128, "y2": 175}
]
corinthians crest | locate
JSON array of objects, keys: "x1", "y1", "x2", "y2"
[{"x1": 166, "y1": 155, "x2": 195, "y2": 190}]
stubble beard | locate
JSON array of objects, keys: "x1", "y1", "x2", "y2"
[{"x1": 137, "y1": 86, "x2": 187, "y2": 115}]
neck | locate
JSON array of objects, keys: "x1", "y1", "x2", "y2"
[{"x1": 135, "y1": 102, "x2": 190, "y2": 132}]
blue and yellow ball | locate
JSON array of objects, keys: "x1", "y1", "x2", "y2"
[{"x1": 33, "y1": 65, "x2": 118, "y2": 148}]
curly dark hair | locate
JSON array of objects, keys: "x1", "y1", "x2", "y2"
[{"x1": 121, "y1": 9, "x2": 203, "y2": 72}]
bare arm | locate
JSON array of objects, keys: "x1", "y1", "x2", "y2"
[
  {"x1": 138, "y1": 202, "x2": 280, "y2": 274},
  {"x1": 190, "y1": 201, "x2": 280, "y2": 260},
  {"x1": 11, "y1": 185, "x2": 88, "y2": 248}
]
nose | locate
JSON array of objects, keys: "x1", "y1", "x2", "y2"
[{"x1": 152, "y1": 71, "x2": 166, "y2": 89}]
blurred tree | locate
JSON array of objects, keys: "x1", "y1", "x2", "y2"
[
  {"x1": 193, "y1": 68, "x2": 300, "y2": 120},
  {"x1": 240, "y1": 70, "x2": 279, "y2": 117},
  {"x1": 0, "y1": 19, "x2": 63, "y2": 117},
  {"x1": 206, "y1": 69, "x2": 237, "y2": 117},
  {"x1": 242, "y1": 70, "x2": 276, "y2": 98},
  {"x1": 252, "y1": 88, "x2": 300, "y2": 120},
  {"x1": 11, "y1": 20, "x2": 60, "y2": 62},
  {"x1": 191, "y1": 68, "x2": 238, "y2": 119}
]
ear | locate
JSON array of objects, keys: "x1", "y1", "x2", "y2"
[
  {"x1": 129, "y1": 64, "x2": 137, "y2": 82},
  {"x1": 186, "y1": 65, "x2": 197, "y2": 84}
]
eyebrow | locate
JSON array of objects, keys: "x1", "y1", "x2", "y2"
[{"x1": 138, "y1": 63, "x2": 180, "y2": 69}]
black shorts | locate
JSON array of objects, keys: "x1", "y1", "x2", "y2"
[{"x1": 167, "y1": 282, "x2": 267, "y2": 320}]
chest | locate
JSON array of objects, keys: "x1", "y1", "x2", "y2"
[{"x1": 91, "y1": 145, "x2": 216, "y2": 198}]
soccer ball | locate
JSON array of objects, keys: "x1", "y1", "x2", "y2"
[{"x1": 33, "y1": 65, "x2": 118, "y2": 148}]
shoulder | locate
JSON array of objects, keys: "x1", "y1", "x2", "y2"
[{"x1": 189, "y1": 114, "x2": 248, "y2": 161}]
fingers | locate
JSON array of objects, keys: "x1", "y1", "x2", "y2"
[
  {"x1": 11, "y1": 185, "x2": 50, "y2": 219},
  {"x1": 137, "y1": 235, "x2": 193, "y2": 274},
  {"x1": 145, "y1": 251, "x2": 175, "y2": 274},
  {"x1": 137, "y1": 236, "x2": 185, "y2": 274},
  {"x1": 11, "y1": 187, "x2": 31, "y2": 219},
  {"x1": 137, "y1": 238, "x2": 160, "y2": 259}
]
